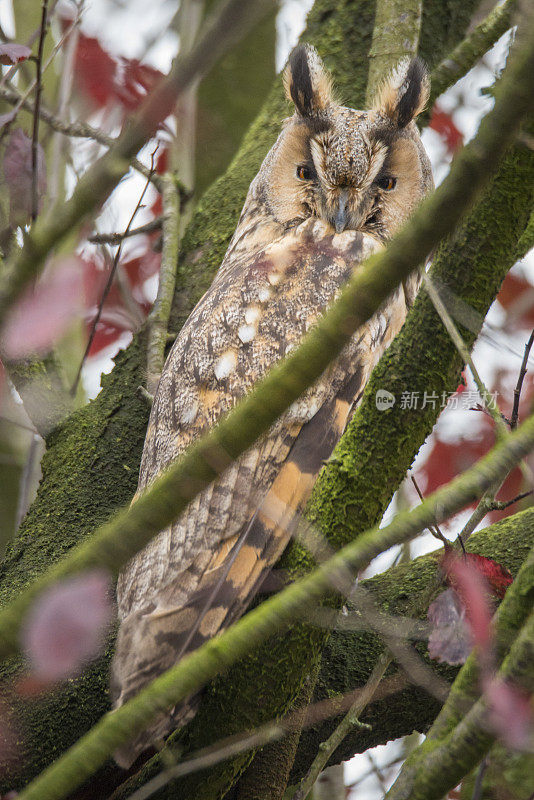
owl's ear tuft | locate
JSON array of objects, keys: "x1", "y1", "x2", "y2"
[
  {"x1": 372, "y1": 57, "x2": 429, "y2": 128},
  {"x1": 284, "y1": 44, "x2": 333, "y2": 117}
]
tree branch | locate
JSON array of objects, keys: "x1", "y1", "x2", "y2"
[
  {"x1": 0, "y1": 0, "x2": 513, "y2": 793},
  {"x1": 366, "y1": 0, "x2": 422, "y2": 105},
  {"x1": 0, "y1": 0, "x2": 275, "y2": 325},
  {"x1": 17, "y1": 452, "x2": 534, "y2": 800},
  {"x1": 1, "y1": 27, "x2": 532, "y2": 661},
  {"x1": 429, "y1": 0, "x2": 517, "y2": 108},
  {"x1": 0, "y1": 85, "x2": 162, "y2": 189},
  {"x1": 146, "y1": 174, "x2": 181, "y2": 396}
]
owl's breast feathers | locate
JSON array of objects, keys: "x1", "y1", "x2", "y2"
[{"x1": 111, "y1": 218, "x2": 412, "y2": 767}]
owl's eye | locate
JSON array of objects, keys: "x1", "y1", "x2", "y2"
[
  {"x1": 376, "y1": 176, "x2": 397, "y2": 191},
  {"x1": 296, "y1": 164, "x2": 314, "y2": 181}
]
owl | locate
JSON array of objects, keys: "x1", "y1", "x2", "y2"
[{"x1": 110, "y1": 44, "x2": 433, "y2": 767}]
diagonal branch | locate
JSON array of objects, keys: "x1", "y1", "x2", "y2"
[
  {"x1": 0, "y1": 16, "x2": 533, "y2": 662},
  {"x1": 14, "y1": 412, "x2": 534, "y2": 800},
  {"x1": 30, "y1": 0, "x2": 49, "y2": 223},
  {"x1": 429, "y1": 0, "x2": 518, "y2": 107},
  {"x1": 0, "y1": 0, "x2": 276, "y2": 325}
]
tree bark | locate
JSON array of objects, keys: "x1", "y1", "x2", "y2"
[{"x1": 0, "y1": 0, "x2": 526, "y2": 796}]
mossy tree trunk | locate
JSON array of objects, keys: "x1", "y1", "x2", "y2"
[{"x1": 0, "y1": 0, "x2": 531, "y2": 798}]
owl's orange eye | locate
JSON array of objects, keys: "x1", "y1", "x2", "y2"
[
  {"x1": 296, "y1": 164, "x2": 313, "y2": 181},
  {"x1": 376, "y1": 176, "x2": 397, "y2": 191}
]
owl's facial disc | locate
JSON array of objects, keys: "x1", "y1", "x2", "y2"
[{"x1": 307, "y1": 127, "x2": 393, "y2": 233}]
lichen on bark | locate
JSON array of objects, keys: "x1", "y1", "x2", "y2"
[{"x1": 0, "y1": 0, "x2": 528, "y2": 796}]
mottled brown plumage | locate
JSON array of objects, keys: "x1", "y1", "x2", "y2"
[{"x1": 110, "y1": 44, "x2": 433, "y2": 767}]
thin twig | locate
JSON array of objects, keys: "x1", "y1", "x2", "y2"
[
  {"x1": 410, "y1": 474, "x2": 449, "y2": 546},
  {"x1": 429, "y1": 0, "x2": 516, "y2": 107},
  {"x1": 367, "y1": 752, "x2": 390, "y2": 792},
  {"x1": 0, "y1": 0, "x2": 59, "y2": 90},
  {"x1": 0, "y1": 12, "x2": 79, "y2": 142},
  {"x1": 424, "y1": 273, "x2": 534, "y2": 544},
  {"x1": 471, "y1": 757, "x2": 488, "y2": 800},
  {"x1": 31, "y1": 0, "x2": 49, "y2": 222},
  {"x1": 511, "y1": 327, "x2": 534, "y2": 429},
  {"x1": 113, "y1": 669, "x2": 406, "y2": 800},
  {"x1": 70, "y1": 150, "x2": 158, "y2": 396},
  {"x1": 0, "y1": 85, "x2": 163, "y2": 189},
  {"x1": 293, "y1": 652, "x2": 391, "y2": 800},
  {"x1": 88, "y1": 216, "x2": 163, "y2": 245},
  {"x1": 146, "y1": 173, "x2": 181, "y2": 395},
  {"x1": 49, "y1": 6, "x2": 80, "y2": 205},
  {"x1": 485, "y1": 489, "x2": 532, "y2": 512},
  {"x1": 424, "y1": 273, "x2": 507, "y2": 438}
]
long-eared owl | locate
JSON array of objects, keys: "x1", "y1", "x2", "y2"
[{"x1": 111, "y1": 44, "x2": 433, "y2": 767}]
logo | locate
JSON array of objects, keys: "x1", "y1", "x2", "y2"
[{"x1": 375, "y1": 389, "x2": 395, "y2": 411}]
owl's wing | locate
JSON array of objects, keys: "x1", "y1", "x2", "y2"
[{"x1": 111, "y1": 220, "x2": 409, "y2": 767}]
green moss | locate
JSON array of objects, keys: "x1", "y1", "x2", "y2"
[
  {"x1": 0, "y1": 337, "x2": 149, "y2": 790},
  {"x1": 0, "y1": 0, "x2": 526, "y2": 795}
]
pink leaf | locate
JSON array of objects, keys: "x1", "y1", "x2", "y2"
[
  {"x1": 21, "y1": 570, "x2": 112, "y2": 683},
  {"x1": 3, "y1": 128, "x2": 47, "y2": 225},
  {"x1": 485, "y1": 678, "x2": 534, "y2": 750},
  {"x1": 0, "y1": 111, "x2": 16, "y2": 129},
  {"x1": 1, "y1": 257, "x2": 84, "y2": 358},
  {"x1": 0, "y1": 44, "x2": 31, "y2": 65},
  {"x1": 428, "y1": 588, "x2": 473, "y2": 665},
  {"x1": 441, "y1": 552, "x2": 494, "y2": 652}
]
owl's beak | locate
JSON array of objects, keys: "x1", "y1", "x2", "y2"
[{"x1": 334, "y1": 190, "x2": 349, "y2": 233}]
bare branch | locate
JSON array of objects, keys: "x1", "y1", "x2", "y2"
[
  {"x1": 0, "y1": 85, "x2": 162, "y2": 189},
  {"x1": 292, "y1": 653, "x2": 391, "y2": 800},
  {"x1": 146, "y1": 174, "x2": 181, "y2": 395},
  {"x1": 70, "y1": 151, "x2": 157, "y2": 396},
  {"x1": 88, "y1": 217, "x2": 163, "y2": 245},
  {"x1": 30, "y1": 0, "x2": 49, "y2": 223},
  {"x1": 511, "y1": 327, "x2": 534, "y2": 429},
  {"x1": 0, "y1": 0, "x2": 276, "y2": 324},
  {"x1": 429, "y1": 0, "x2": 517, "y2": 107}
]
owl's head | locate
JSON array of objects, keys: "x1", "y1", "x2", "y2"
[{"x1": 263, "y1": 44, "x2": 433, "y2": 239}]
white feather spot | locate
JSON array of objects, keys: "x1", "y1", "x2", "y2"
[
  {"x1": 214, "y1": 350, "x2": 237, "y2": 380},
  {"x1": 238, "y1": 324, "x2": 256, "y2": 344},
  {"x1": 258, "y1": 286, "x2": 272, "y2": 303},
  {"x1": 268, "y1": 271, "x2": 281, "y2": 286},
  {"x1": 245, "y1": 306, "x2": 261, "y2": 325},
  {"x1": 180, "y1": 399, "x2": 199, "y2": 425},
  {"x1": 332, "y1": 231, "x2": 353, "y2": 249}
]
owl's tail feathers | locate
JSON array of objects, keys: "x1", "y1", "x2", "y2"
[
  {"x1": 112, "y1": 697, "x2": 198, "y2": 770},
  {"x1": 109, "y1": 514, "x2": 289, "y2": 769},
  {"x1": 110, "y1": 395, "x2": 357, "y2": 769}
]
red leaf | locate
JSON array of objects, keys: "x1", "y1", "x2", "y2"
[
  {"x1": 460, "y1": 553, "x2": 513, "y2": 599},
  {"x1": 0, "y1": 43, "x2": 31, "y2": 65},
  {"x1": 441, "y1": 552, "x2": 498, "y2": 651},
  {"x1": 429, "y1": 105, "x2": 463, "y2": 153},
  {"x1": 73, "y1": 34, "x2": 163, "y2": 113},
  {"x1": 1, "y1": 257, "x2": 83, "y2": 359},
  {"x1": 497, "y1": 272, "x2": 534, "y2": 326},
  {"x1": 74, "y1": 33, "x2": 117, "y2": 108},
  {"x1": 421, "y1": 424, "x2": 495, "y2": 495},
  {"x1": 428, "y1": 588, "x2": 472, "y2": 665},
  {"x1": 3, "y1": 128, "x2": 47, "y2": 225},
  {"x1": 21, "y1": 570, "x2": 112, "y2": 683},
  {"x1": 116, "y1": 58, "x2": 163, "y2": 111},
  {"x1": 485, "y1": 678, "x2": 534, "y2": 750}
]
